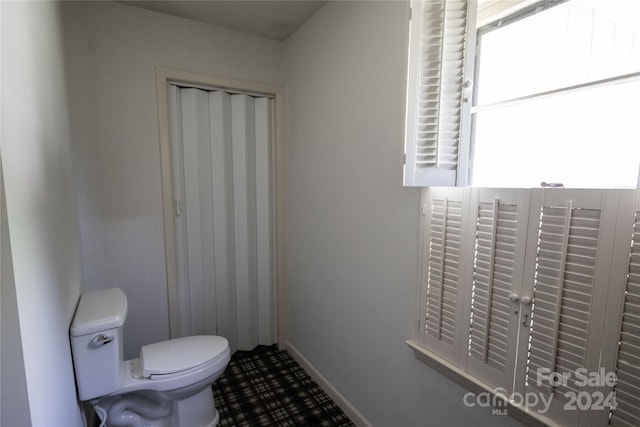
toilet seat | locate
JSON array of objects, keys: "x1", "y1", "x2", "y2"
[
  {"x1": 114, "y1": 335, "x2": 231, "y2": 395},
  {"x1": 141, "y1": 335, "x2": 228, "y2": 378}
]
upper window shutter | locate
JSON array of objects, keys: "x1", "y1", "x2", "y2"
[{"x1": 404, "y1": 0, "x2": 476, "y2": 187}]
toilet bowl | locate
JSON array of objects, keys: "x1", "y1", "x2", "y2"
[{"x1": 69, "y1": 288, "x2": 230, "y2": 427}]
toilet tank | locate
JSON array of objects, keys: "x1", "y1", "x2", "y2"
[{"x1": 70, "y1": 288, "x2": 128, "y2": 401}]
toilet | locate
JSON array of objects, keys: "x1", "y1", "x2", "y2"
[{"x1": 69, "y1": 287, "x2": 230, "y2": 427}]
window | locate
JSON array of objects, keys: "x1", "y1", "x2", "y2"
[
  {"x1": 406, "y1": 3, "x2": 640, "y2": 424},
  {"x1": 404, "y1": 0, "x2": 640, "y2": 188}
]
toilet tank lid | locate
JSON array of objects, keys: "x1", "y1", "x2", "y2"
[
  {"x1": 70, "y1": 288, "x2": 128, "y2": 337},
  {"x1": 140, "y1": 335, "x2": 229, "y2": 377}
]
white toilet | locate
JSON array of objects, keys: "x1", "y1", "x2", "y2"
[{"x1": 69, "y1": 287, "x2": 230, "y2": 427}]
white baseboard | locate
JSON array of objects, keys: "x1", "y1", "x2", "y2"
[{"x1": 284, "y1": 341, "x2": 372, "y2": 427}]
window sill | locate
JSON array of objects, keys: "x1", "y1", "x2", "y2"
[{"x1": 406, "y1": 339, "x2": 557, "y2": 427}]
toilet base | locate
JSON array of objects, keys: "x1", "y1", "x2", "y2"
[
  {"x1": 175, "y1": 385, "x2": 218, "y2": 427},
  {"x1": 98, "y1": 386, "x2": 219, "y2": 427}
]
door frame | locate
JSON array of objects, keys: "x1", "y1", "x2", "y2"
[{"x1": 155, "y1": 67, "x2": 286, "y2": 347}]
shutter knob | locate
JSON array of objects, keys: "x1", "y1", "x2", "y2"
[{"x1": 509, "y1": 293, "x2": 532, "y2": 305}]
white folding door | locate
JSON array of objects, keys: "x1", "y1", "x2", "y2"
[{"x1": 168, "y1": 85, "x2": 274, "y2": 352}]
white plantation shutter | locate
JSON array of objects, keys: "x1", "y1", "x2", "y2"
[
  {"x1": 521, "y1": 190, "x2": 626, "y2": 426},
  {"x1": 466, "y1": 189, "x2": 531, "y2": 393},
  {"x1": 404, "y1": 0, "x2": 476, "y2": 187},
  {"x1": 609, "y1": 208, "x2": 640, "y2": 427},
  {"x1": 469, "y1": 200, "x2": 517, "y2": 370},
  {"x1": 420, "y1": 188, "x2": 471, "y2": 363},
  {"x1": 413, "y1": 188, "x2": 640, "y2": 426},
  {"x1": 425, "y1": 198, "x2": 461, "y2": 344},
  {"x1": 525, "y1": 204, "x2": 600, "y2": 417}
]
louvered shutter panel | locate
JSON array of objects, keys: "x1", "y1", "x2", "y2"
[
  {"x1": 466, "y1": 189, "x2": 530, "y2": 392},
  {"x1": 469, "y1": 199, "x2": 516, "y2": 370},
  {"x1": 404, "y1": 0, "x2": 475, "y2": 187},
  {"x1": 609, "y1": 209, "x2": 640, "y2": 427},
  {"x1": 521, "y1": 190, "x2": 623, "y2": 426},
  {"x1": 526, "y1": 203, "x2": 599, "y2": 425},
  {"x1": 425, "y1": 198, "x2": 461, "y2": 344},
  {"x1": 420, "y1": 188, "x2": 471, "y2": 363}
]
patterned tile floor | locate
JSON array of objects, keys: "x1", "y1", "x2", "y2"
[{"x1": 213, "y1": 345, "x2": 355, "y2": 426}]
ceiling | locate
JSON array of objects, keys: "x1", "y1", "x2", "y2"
[{"x1": 120, "y1": 0, "x2": 328, "y2": 41}]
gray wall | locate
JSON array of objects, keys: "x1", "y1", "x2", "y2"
[
  {"x1": 1, "y1": 164, "x2": 31, "y2": 427},
  {"x1": 1, "y1": 1, "x2": 84, "y2": 425},
  {"x1": 63, "y1": 1, "x2": 284, "y2": 359},
  {"x1": 283, "y1": 2, "x2": 521, "y2": 425}
]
